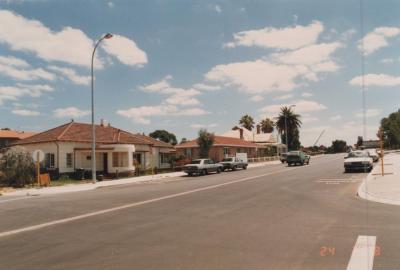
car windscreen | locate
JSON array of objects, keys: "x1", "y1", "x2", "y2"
[
  {"x1": 191, "y1": 160, "x2": 202, "y2": 164},
  {"x1": 222, "y1": 158, "x2": 233, "y2": 162},
  {"x1": 347, "y1": 152, "x2": 368, "y2": 158}
]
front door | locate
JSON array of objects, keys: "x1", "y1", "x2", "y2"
[{"x1": 103, "y1": 153, "x2": 108, "y2": 174}]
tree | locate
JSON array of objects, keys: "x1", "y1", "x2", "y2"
[
  {"x1": 0, "y1": 147, "x2": 36, "y2": 187},
  {"x1": 149, "y1": 130, "x2": 177, "y2": 145},
  {"x1": 380, "y1": 110, "x2": 400, "y2": 149},
  {"x1": 260, "y1": 118, "x2": 274, "y2": 133},
  {"x1": 275, "y1": 106, "x2": 302, "y2": 150},
  {"x1": 329, "y1": 140, "x2": 347, "y2": 153},
  {"x1": 239, "y1": 114, "x2": 255, "y2": 130},
  {"x1": 197, "y1": 129, "x2": 215, "y2": 158}
]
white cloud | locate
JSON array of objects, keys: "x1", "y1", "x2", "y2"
[
  {"x1": 249, "y1": 95, "x2": 264, "y2": 102},
  {"x1": 349, "y1": 73, "x2": 400, "y2": 87},
  {"x1": 0, "y1": 62, "x2": 55, "y2": 81},
  {"x1": 190, "y1": 123, "x2": 218, "y2": 129},
  {"x1": 0, "y1": 55, "x2": 29, "y2": 67},
  {"x1": 48, "y1": 65, "x2": 90, "y2": 85},
  {"x1": 0, "y1": 84, "x2": 53, "y2": 105},
  {"x1": 214, "y1": 5, "x2": 222, "y2": 13},
  {"x1": 53, "y1": 107, "x2": 90, "y2": 118},
  {"x1": 192, "y1": 83, "x2": 221, "y2": 91},
  {"x1": 101, "y1": 34, "x2": 147, "y2": 67},
  {"x1": 272, "y1": 42, "x2": 342, "y2": 66},
  {"x1": 224, "y1": 21, "x2": 323, "y2": 50},
  {"x1": 301, "y1": 92, "x2": 313, "y2": 97},
  {"x1": 359, "y1": 27, "x2": 400, "y2": 55},
  {"x1": 12, "y1": 109, "x2": 40, "y2": 116},
  {"x1": 107, "y1": 1, "x2": 114, "y2": 8},
  {"x1": 381, "y1": 58, "x2": 395, "y2": 64},
  {"x1": 259, "y1": 99, "x2": 327, "y2": 116},
  {"x1": 0, "y1": 10, "x2": 101, "y2": 68},
  {"x1": 205, "y1": 59, "x2": 309, "y2": 93},
  {"x1": 139, "y1": 76, "x2": 202, "y2": 106},
  {"x1": 330, "y1": 115, "x2": 342, "y2": 121},
  {"x1": 274, "y1": 94, "x2": 293, "y2": 101},
  {"x1": 302, "y1": 116, "x2": 318, "y2": 123},
  {"x1": 117, "y1": 105, "x2": 208, "y2": 125},
  {"x1": 356, "y1": 109, "x2": 382, "y2": 118}
]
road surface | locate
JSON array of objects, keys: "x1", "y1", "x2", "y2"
[{"x1": 0, "y1": 154, "x2": 399, "y2": 269}]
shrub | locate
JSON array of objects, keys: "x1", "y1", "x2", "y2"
[{"x1": 0, "y1": 147, "x2": 36, "y2": 187}]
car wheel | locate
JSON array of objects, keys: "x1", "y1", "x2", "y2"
[
  {"x1": 203, "y1": 169, "x2": 208, "y2": 175},
  {"x1": 217, "y1": 168, "x2": 221, "y2": 174},
  {"x1": 232, "y1": 166, "x2": 237, "y2": 171},
  {"x1": 188, "y1": 172, "x2": 193, "y2": 176},
  {"x1": 243, "y1": 165, "x2": 247, "y2": 170}
]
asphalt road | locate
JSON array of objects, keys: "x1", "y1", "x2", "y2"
[{"x1": 0, "y1": 154, "x2": 399, "y2": 270}]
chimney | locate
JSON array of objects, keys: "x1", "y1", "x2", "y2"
[
  {"x1": 239, "y1": 128, "x2": 244, "y2": 140},
  {"x1": 100, "y1": 119, "x2": 108, "y2": 127},
  {"x1": 256, "y1": 124, "x2": 261, "y2": 134}
]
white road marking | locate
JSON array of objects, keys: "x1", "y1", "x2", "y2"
[
  {"x1": 0, "y1": 155, "x2": 343, "y2": 239},
  {"x1": 346, "y1": 235, "x2": 376, "y2": 270}
]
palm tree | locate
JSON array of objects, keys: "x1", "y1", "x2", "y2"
[
  {"x1": 239, "y1": 114, "x2": 255, "y2": 130},
  {"x1": 276, "y1": 106, "x2": 302, "y2": 150},
  {"x1": 260, "y1": 118, "x2": 274, "y2": 133}
]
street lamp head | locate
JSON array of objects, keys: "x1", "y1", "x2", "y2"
[{"x1": 104, "y1": 33, "x2": 113, "y2": 39}]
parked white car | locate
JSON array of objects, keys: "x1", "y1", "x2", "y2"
[
  {"x1": 183, "y1": 159, "x2": 223, "y2": 176},
  {"x1": 344, "y1": 150, "x2": 373, "y2": 173},
  {"x1": 366, "y1": 149, "x2": 379, "y2": 162}
]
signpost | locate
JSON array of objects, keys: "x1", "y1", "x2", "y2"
[{"x1": 32, "y1": 150, "x2": 44, "y2": 186}]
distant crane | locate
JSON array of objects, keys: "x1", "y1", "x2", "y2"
[{"x1": 313, "y1": 130, "x2": 325, "y2": 147}]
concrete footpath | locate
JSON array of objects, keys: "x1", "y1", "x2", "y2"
[
  {"x1": 358, "y1": 152, "x2": 400, "y2": 206},
  {"x1": 0, "y1": 159, "x2": 281, "y2": 198}
]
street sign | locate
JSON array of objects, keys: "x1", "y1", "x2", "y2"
[{"x1": 32, "y1": 149, "x2": 45, "y2": 162}]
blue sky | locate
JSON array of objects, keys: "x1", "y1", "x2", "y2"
[{"x1": 0, "y1": 0, "x2": 399, "y2": 146}]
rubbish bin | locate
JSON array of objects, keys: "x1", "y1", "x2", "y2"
[{"x1": 75, "y1": 168, "x2": 85, "y2": 180}]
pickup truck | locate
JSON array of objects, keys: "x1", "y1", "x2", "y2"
[
  {"x1": 220, "y1": 157, "x2": 248, "y2": 171},
  {"x1": 286, "y1": 151, "x2": 310, "y2": 166},
  {"x1": 183, "y1": 159, "x2": 223, "y2": 176}
]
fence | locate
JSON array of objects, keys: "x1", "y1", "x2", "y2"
[{"x1": 248, "y1": 156, "x2": 280, "y2": 163}]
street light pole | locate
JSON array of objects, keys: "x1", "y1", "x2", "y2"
[{"x1": 91, "y1": 33, "x2": 113, "y2": 183}]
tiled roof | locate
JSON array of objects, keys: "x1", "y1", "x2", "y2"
[
  {"x1": 134, "y1": 133, "x2": 175, "y2": 148},
  {"x1": 175, "y1": 135, "x2": 264, "y2": 148},
  {"x1": 0, "y1": 130, "x2": 36, "y2": 139},
  {"x1": 13, "y1": 122, "x2": 173, "y2": 148}
]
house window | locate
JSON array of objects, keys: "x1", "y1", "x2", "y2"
[
  {"x1": 45, "y1": 153, "x2": 55, "y2": 168},
  {"x1": 113, "y1": 152, "x2": 128, "y2": 167},
  {"x1": 160, "y1": 153, "x2": 170, "y2": 164},
  {"x1": 66, "y1": 153, "x2": 73, "y2": 168},
  {"x1": 223, "y1": 147, "x2": 230, "y2": 156},
  {"x1": 185, "y1": 148, "x2": 192, "y2": 157},
  {"x1": 112, "y1": 152, "x2": 120, "y2": 167}
]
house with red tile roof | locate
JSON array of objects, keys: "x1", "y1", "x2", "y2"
[
  {"x1": 175, "y1": 135, "x2": 265, "y2": 162},
  {"x1": 12, "y1": 120, "x2": 175, "y2": 175},
  {"x1": 0, "y1": 129, "x2": 36, "y2": 149}
]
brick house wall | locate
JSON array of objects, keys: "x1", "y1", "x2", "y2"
[{"x1": 176, "y1": 145, "x2": 258, "y2": 162}]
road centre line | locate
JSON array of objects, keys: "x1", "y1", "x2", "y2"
[
  {"x1": 346, "y1": 235, "x2": 376, "y2": 270},
  {"x1": 0, "y1": 156, "x2": 343, "y2": 239}
]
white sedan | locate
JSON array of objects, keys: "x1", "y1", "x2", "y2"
[{"x1": 344, "y1": 150, "x2": 373, "y2": 173}]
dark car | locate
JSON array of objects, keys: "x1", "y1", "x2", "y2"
[
  {"x1": 280, "y1": 153, "x2": 287, "y2": 163},
  {"x1": 286, "y1": 151, "x2": 310, "y2": 166}
]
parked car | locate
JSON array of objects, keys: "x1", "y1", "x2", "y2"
[
  {"x1": 286, "y1": 151, "x2": 310, "y2": 166},
  {"x1": 220, "y1": 157, "x2": 248, "y2": 171},
  {"x1": 344, "y1": 150, "x2": 373, "y2": 173},
  {"x1": 183, "y1": 159, "x2": 223, "y2": 176},
  {"x1": 366, "y1": 149, "x2": 379, "y2": 162},
  {"x1": 280, "y1": 153, "x2": 287, "y2": 163}
]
